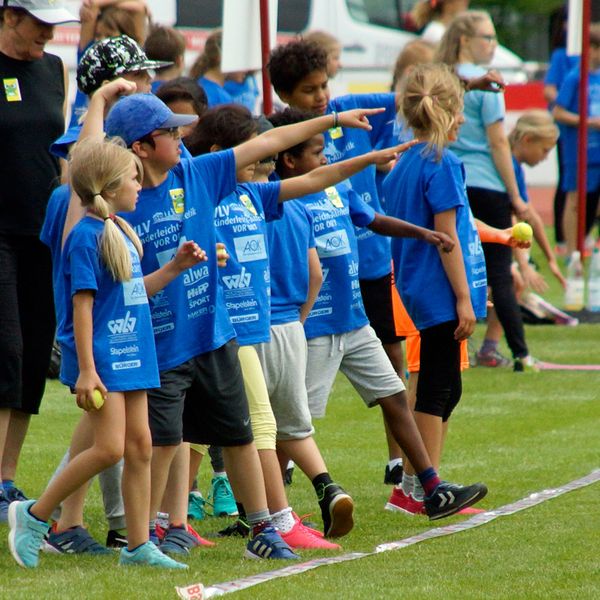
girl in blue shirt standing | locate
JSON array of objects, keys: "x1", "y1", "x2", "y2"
[
  {"x1": 8, "y1": 138, "x2": 205, "y2": 570},
  {"x1": 384, "y1": 63, "x2": 488, "y2": 501}
]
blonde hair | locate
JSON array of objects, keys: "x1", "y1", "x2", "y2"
[
  {"x1": 436, "y1": 10, "x2": 491, "y2": 65},
  {"x1": 401, "y1": 62, "x2": 463, "y2": 159},
  {"x1": 509, "y1": 110, "x2": 559, "y2": 148},
  {"x1": 412, "y1": 0, "x2": 444, "y2": 30},
  {"x1": 190, "y1": 29, "x2": 222, "y2": 80},
  {"x1": 303, "y1": 30, "x2": 340, "y2": 53},
  {"x1": 391, "y1": 40, "x2": 435, "y2": 91},
  {"x1": 69, "y1": 138, "x2": 144, "y2": 282}
]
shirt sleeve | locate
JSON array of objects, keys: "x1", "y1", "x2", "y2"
[
  {"x1": 479, "y1": 88, "x2": 505, "y2": 126},
  {"x1": 68, "y1": 243, "x2": 101, "y2": 296},
  {"x1": 425, "y1": 156, "x2": 466, "y2": 215},
  {"x1": 253, "y1": 181, "x2": 283, "y2": 222},
  {"x1": 348, "y1": 188, "x2": 376, "y2": 227},
  {"x1": 189, "y1": 149, "x2": 237, "y2": 206},
  {"x1": 305, "y1": 205, "x2": 316, "y2": 248},
  {"x1": 556, "y1": 71, "x2": 578, "y2": 112}
]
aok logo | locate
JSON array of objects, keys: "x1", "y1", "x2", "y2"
[
  {"x1": 223, "y1": 267, "x2": 252, "y2": 290},
  {"x1": 108, "y1": 311, "x2": 137, "y2": 335},
  {"x1": 234, "y1": 234, "x2": 267, "y2": 262},
  {"x1": 316, "y1": 229, "x2": 351, "y2": 258}
]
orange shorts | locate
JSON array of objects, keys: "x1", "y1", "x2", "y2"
[{"x1": 406, "y1": 333, "x2": 469, "y2": 373}]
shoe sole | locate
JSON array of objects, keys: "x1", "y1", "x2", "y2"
[
  {"x1": 384, "y1": 502, "x2": 423, "y2": 516},
  {"x1": 325, "y1": 494, "x2": 354, "y2": 538},
  {"x1": 8, "y1": 502, "x2": 29, "y2": 568},
  {"x1": 427, "y1": 486, "x2": 488, "y2": 521}
]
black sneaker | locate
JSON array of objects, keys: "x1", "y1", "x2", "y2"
[
  {"x1": 106, "y1": 529, "x2": 128, "y2": 549},
  {"x1": 284, "y1": 465, "x2": 294, "y2": 486},
  {"x1": 216, "y1": 518, "x2": 250, "y2": 538},
  {"x1": 424, "y1": 481, "x2": 488, "y2": 520},
  {"x1": 316, "y1": 483, "x2": 354, "y2": 538},
  {"x1": 384, "y1": 463, "x2": 403, "y2": 485}
]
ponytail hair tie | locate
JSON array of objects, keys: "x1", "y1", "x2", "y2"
[{"x1": 103, "y1": 214, "x2": 117, "y2": 222}]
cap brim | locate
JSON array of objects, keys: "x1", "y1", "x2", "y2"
[
  {"x1": 161, "y1": 113, "x2": 199, "y2": 129},
  {"x1": 28, "y1": 8, "x2": 80, "y2": 24},
  {"x1": 127, "y1": 59, "x2": 174, "y2": 72},
  {"x1": 50, "y1": 125, "x2": 81, "y2": 158}
]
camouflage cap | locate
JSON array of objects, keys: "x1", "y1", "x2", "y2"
[{"x1": 77, "y1": 35, "x2": 173, "y2": 96}]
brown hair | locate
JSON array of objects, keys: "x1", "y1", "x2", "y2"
[
  {"x1": 391, "y1": 40, "x2": 435, "y2": 91},
  {"x1": 412, "y1": 0, "x2": 444, "y2": 29},
  {"x1": 436, "y1": 10, "x2": 490, "y2": 65},
  {"x1": 144, "y1": 25, "x2": 185, "y2": 69},
  {"x1": 189, "y1": 29, "x2": 222, "y2": 80}
]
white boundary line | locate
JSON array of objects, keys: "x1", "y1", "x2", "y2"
[{"x1": 176, "y1": 470, "x2": 600, "y2": 599}]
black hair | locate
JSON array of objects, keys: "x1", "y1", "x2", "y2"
[
  {"x1": 267, "y1": 108, "x2": 319, "y2": 175},
  {"x1": 185, "y1": 104, "x2": 258, "y2": 156},
  {"x1": 155, "y1": 77, "x2": 208, "y2": 119},
  {"x1": 267, "y1": 40, "x2": 328, "y2": 95}
]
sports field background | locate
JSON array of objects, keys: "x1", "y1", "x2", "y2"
[{"x1": 0, "y1": 235, "x2": 598, "y2": 599}]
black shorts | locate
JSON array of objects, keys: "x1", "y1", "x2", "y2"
[
  {"x1": 0, "y1": 235, "x2": 55, "y2": 414},
  {"x1": 147, "y1": 339, "x2": 253, "y2": 447},
  {"x1": 360, "y1": 272, "x2": 406, "y2": 344}
]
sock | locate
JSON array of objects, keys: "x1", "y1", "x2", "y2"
[
  {"x1": 127, "y1": 542, "x2": 145, "y2": 553},
  {"x1": 413, "y1": 480, "x2": 425, "y2": 502},
  {"x1": 480, "y1": 338, "x2": 498, "y2": 355},
  {"x1": 401, "y1": 473, "x2": 414, "y2": 496},
  {"x1": 2, "y1": 479, "x2": 14, "y2": 491},
  {"x1": 213, "y1": 471, "x2": 227, "y2": 479},
  {"x1": 286, "y1": 460, "x2": 295, "y2": 470},
  {"x1": 270, "y1": 507, "x2": 295, "y2": 534},
  {"x1": 246, "y1": 509, "x2": 272, "y2": 537},
  {"x1": 417, "y1": 467, "x2": 441, "y2": 497},
  {"x1": 388, "y1": 458, "x2": 403, "y2": 470},
  {"x1": 312, "y1": 472, "x2": 333, "y2": 494},
  {"x1": 149, "y1": 519, "x2": 157, "y2": 531}
]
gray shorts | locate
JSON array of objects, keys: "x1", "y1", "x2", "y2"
[
  {"x1": 306, "y1": 325, "x2": 405, "y2": 418},
  {"x1": 254, "y1": 321, "x2": 315, "y2": 441}
]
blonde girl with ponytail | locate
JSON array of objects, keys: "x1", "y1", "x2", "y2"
[
  {"x1": 381, "y1": 63, "x2": 489, "y2": 507},
  {"x1": 7, "y1": 138, "x2": 206, "y2": 570}
]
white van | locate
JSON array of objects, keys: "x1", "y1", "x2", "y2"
[{"x1": 53, "y1": 0, "x2": 526, "y2": 99}]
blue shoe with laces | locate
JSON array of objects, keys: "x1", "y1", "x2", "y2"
[
  {"x1": 0, "y1": 489, "x2": 9, "y2": 523},
  {"x1": 245, "y1": 525, "x2": 300, "y2": 560},
  {"x1": 8, "y1": 500, "x2": 48, "y2": 568},
  {"x1": 208, "y1": 475, "x2": 238, "y2": 517},
  {"x1": 187, "y1": 491, "x2": 206, "y2": 521},
  {"x1": 5, "y1": 485, "x2": 28, "y2": 502},
  {"x1": 119, "y1": 541, "x2": 188, "y2": 569},
  {"x1": 46, "y1": 525, "x2": 112, "y2": 555}
]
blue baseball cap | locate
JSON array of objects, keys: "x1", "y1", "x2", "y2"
[
  {"x1": 105, "y1": 94, "x2": 198, "y2": 147},
  {"x1": 50, "y1": 124, "x2": 81, "y2": 159}
]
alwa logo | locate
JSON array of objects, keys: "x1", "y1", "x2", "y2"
[
  {"x1": 222, "y1": 267, "x2": 252, "y2": 290},
  {"x1": 348, "y1": 261, "x2": 359, "y2": 276},
  {"x1": 108, "y1": 311, "x2": 137, "y2": 335}
]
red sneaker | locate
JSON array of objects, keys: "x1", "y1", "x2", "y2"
[
  {"x1": 457, "y1": 506, "x2": 486, "y2": 515},
  {"x1": 187, "y1": 523, "x2": 215, "y2": 547},
  {"x1": 281, "y1": 518, "x2": 341, "y2": 550},
  {"x1": 292, "y1": 513, "x2": 324, "y2": 538},
  {"x1": 385, "y1": 487, "x2": 425, "y2": 515}
]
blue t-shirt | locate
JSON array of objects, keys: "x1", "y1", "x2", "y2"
[
  {"x1": 545, "y1": 48, "x2": 580, "y2": 89},
  {"x1": 215, "y1": 181, "x2": 282, "y2": 344},
  {"x1": 198, "y1": 77, "x2": 234, "y2": 108},
  {"x1": 60, "y1": 217, "x2": 160, "y2": 391},
  {"x1": 298, "y1": 184, "x2": 375, "y2": 338},
  {"x1": 384, "y1": 143, "x2": 487, "y2": 330},
  {"x1": 69, "y1": 45, "x2": 91, "y2": 128},
  {"x1": 451, "y1": 63, "x2": 506, "y2": 192},
  {"x1": 512, "y1": 155, "x2": 529, "y2": 202},
  {"x1": 123, "y1": 151, "x2": 237, "y2": 371},
  {"x1": 325, "y1": 93, "x2": 397, "y2": 280},
  {"x1": 267, "y1": 199, "x2": 315, "y2": 325},
  {"x1": 555, "y1": 66, "x2": 600, "y2": 166},
  {"x1": 39, "y1": 184, "x2": 70, "y2": 342},
  {"x1": 224, "y1": 75, "x2": 259, "y2": 113}
]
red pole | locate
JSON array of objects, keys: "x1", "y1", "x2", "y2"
[
  {"x1": 576, "y1": 0, "x2": 591, "y2": 254},
  {"x1": 259, "y1": 0, "x2": 273, "y2": 115}
]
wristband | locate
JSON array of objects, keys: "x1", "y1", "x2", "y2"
[{"x1": 332, "y1": 111, "x2": 339, "y2": 128}]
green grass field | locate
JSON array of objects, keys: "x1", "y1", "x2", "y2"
[{"x1": 1, "y1": 247, "x2": 599, "y2": 599}]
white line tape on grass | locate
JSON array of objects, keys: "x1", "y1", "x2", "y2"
[{"x1": 176, "y1": 470, "x2": 600, "y2": 599}]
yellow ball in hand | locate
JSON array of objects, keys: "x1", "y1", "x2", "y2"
[
  {"x1": 92, "y1": 389, "x2": 105, "y2": 410},
  {"x1": 512, "y1": 222, "x2": 533, "y2": 242}
]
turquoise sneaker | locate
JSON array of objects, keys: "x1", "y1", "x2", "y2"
[
  {"x1": 187, "y1": 490, "x2": 206, "y2": 521},
  {"x1": 208, "y1": 475, "x2": 238, "y2": 517},
  {"x1": 119, "y1": 541, "x2": 188, "y2": 569},
  {"x1": 8, "y1": 500, "x2": 49, "y2": 568}
]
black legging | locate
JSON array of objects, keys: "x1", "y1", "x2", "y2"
[{"x1": 467, "y1": 187, "x2": 528, "y2": 359}]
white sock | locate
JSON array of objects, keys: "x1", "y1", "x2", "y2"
[
  {"x1": 401, "y1": 473, "x2": 414, "y2": 496},
  {"x1": 388, "y1": 458, "x2": 403, "y2": 470},
  {"x1": 270, "y1": 507, "x2": 295, "y2": 534},
  {"x1": 413, "y1": 480, "x2": 424, "y2": 502},
  {"x1": 213, "y1": 471, "x2": 227, "y2": 478}
]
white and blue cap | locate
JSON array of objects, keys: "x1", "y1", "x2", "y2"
[
  {"x1": 2, "y1": 0, "x2": 79, "y2": 24},
  {"x1": 105, "y1": 93, "x2": 198, "y2": 147}
]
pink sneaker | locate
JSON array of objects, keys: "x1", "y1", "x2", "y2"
[
  {"x1": 281, "y1": 518, "x2": 341, "y2": 550},
  {"x1": 292, "y1": 513, "x2": 324, "y2": 538},
  {"x1": 187, "y1": 523, "x2": 215, "y2": 547},
  {"x1": 457, "y1": 506, "x2": 485, "y2": 515},
  {"x1": 385, "y1": 487, "x2": 425, "y2": 515}
]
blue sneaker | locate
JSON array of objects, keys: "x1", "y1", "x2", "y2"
[
  {"x1": 8, "y1": 500, "x2": 49, "y2": 568},
  {"x1": 46, "y1": 525, "x2": 112, "y2": 555},
  {"x1": 187, "y1": 491, "x2": 206, "y2": 521},
  {"x1": 119, "y1": 541, "x2": 188, "y2": 569},
  {"x1": 209, "y1": 475, "x2": 238, "y2": 517},
  {"x1": 5, "y1": 485, "x2": 28, "y2": 502},
  {"x1": 245, "y1": 525, "x2": 300, "y2": 560},
  {"x1": 159, "y1": 525, "x2": 198, "y2": 555},
  {"x1": 149, "y1": 527, "x2": 160, "y2": 545},
  {"x1": 0, "y1": 489, "x2": 9, "y2": 523}
]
